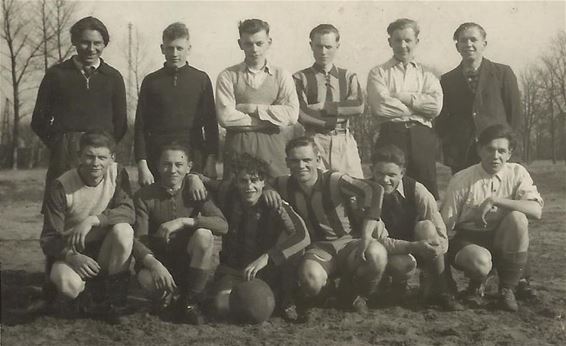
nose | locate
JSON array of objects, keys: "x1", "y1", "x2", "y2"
[{"x1": 87, "y1": 43, "x2": 96, "y2": 52}]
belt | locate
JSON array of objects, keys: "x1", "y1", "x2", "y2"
[{"x1": 382, "y1": 121, "x2": 421, "y2": 129}]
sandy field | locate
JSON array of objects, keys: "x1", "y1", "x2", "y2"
[{"x1": 1, "y1": 163, "x2": 565, "y2": 345}]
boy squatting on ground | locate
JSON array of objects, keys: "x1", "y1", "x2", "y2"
[
  {"x1": 135, "y1": 22, "x2": 218, "y2": 186},
  {"x1": 262, "y1": 137, "x2": 388, "y2": 315},
  {"x1": 440, "y1": 124, "x2": 543, "y2": 312},
  {"x1": 40, "y1": 131, "x2": 134, "y2": 324},
  {"x1": 133, "y1": 143, "x2": 228, "y2": 325},
  {"x1": 293, "y1": 24, "x2": 365, "y2": 178},
  {"x1": 195, "y1": 154, "x2": 310, "y2": 322},
  {"x1": 370, "y1": 144, "x2": 461, "y2": 311}
]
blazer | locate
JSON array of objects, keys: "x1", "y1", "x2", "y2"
[{"x1": 435, "y1": 58, "x2": 522, "y2": 170}]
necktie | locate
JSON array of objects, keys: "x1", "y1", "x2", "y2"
[{"x1": 325, "y1": 73, "x2": 333, "y2": 102}]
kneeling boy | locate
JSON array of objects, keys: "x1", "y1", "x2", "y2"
[
  {"x1": 441, "y1": 124, "x2": 543, "y2": 311},
  {"x1": 133, "y1": 143, "x2": 228, "y2": 324},
  {"x1": 40, "y1": 130, "x2": 135, "y2": 324}
]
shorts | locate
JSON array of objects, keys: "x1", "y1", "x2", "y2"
[
  {"x1": 303, "y1": 236, "x2": 361, "y2": 277},
  {"x1": 448, "y1": 229, "x2": 494, "y2": 269}
]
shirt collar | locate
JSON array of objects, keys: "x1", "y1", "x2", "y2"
[
  {"x1": 240, "y1": 61, "x2": 273, "y2": 75},
  {"x1": 395, "y1": 180, "x2": 406, "y2": 198},
  {"x1": 477, "y1": 163, "x2": 505, "y2": 182},
  {"x1": 73, "y1": 55, "x2": 101, "y2": 71},
  {"x1": 312, "y1": 63, "x2": 339, "y2": 78},
  {"x1": 163, "y1": 61, "x2": 189, "y2": 72},
  {"x1": 390, "y1": 56, "x2": 418, "y2": 68},
  {"x1": 159, "y1": 178, "x2": 185, "y2": 197}
]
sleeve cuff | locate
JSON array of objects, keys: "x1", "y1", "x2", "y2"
[
  {"x1": 268, "y1": 249, "x2": 285, "y2": 266},
  {"x1": 97, "y1": 215, "x2": 108, "y2": 227}
]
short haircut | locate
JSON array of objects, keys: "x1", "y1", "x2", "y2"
[
  {"x1": 232, "y1": 153, "x2": 270, "y2": 180},
  {"x1": 159, "y1": 142, "x2": 192, "y2": 161},
  {"x1": 453, "y1": 22, "x2": 487, "y2": 41},
  {"x1": 387, "y1": 18, "x2": 420, "y2": 37},
  {"x1": 477, "y1": 124, "x2": 517, "y2": 151},
  {"x1": 285, "y1": 136, "x2": 319, "y2": 156},
  {"x1": 163, "y1": 22, "x2": 190, "y2": 42},
  {"x1": 70, "y1": 16, "x2": 110, "y2": 46},
  {"x1": 238, "y1": 19, "x2": 270, "y2": 36},
  {"x1": 79, "y1": 130, "x2": 116, "y2": 153},
  {"x1": 371, "y1": 144, "x2": 406, "y2": 168},
  {"x1": 309, "y1": 24, "x2": 340, "y2": 42}
]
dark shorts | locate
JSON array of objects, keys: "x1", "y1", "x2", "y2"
[
  {"x1": 448, "y1": 229, "x2": 494, "y2": 268},
  {"x1": 303, "y1": 237, "x2": 361, "y2": 277}
]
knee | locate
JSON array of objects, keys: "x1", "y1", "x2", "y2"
[
  {"x1": 50, "y1": 264, "x2": 85, "y2": 299},
  {"x1": 364, "y1": 241, "x2": 388, "y2": 273},
  {"x1": 414, "y1": 220, "x2": 437, "y2": 241},
  {"x1": 388, "y1": 254, "x2": 417, "y2": 280},
  {"x1": 108, "y1": 223, "x2": 134, "y2": 251},
  {"x1": 298, "y1": 260, "x2": 328, "y2": 297},
  {"x1": 455, "y1": 246, "x2": 492, "y2": 279},
  {"x1": 137, "y1": 269, "x2": 156, "y2": 293},
  {"x1": 188, "y1": 228, "x2": 214, "y2": 253},
  {"x1": 503, "y1": 211, "x2": 529, "y2": 233}
]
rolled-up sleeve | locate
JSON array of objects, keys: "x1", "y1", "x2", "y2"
[{"x1": 514, "y1": 166, "x2": 543, "y2": 207}]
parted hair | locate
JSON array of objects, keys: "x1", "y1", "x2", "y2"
[
  {"x1": 285, "y1": 136, "x2": 319, "y2": 156},
  {"x1": 79, "y1": 130, "x2": 116, "y2": 153},
  {"x1": 70, "y1": 16, "x2": 110, "y2": 46},
  {"x1": 453, "y1": 22, "x2": 487, "y2": 41},
  {"x1": 163, "y1": 22, "x2": 190, "y2": 42},
  {"x1": 310, "y1": 24, "x2": 340, "y2": 42},
  {"x1": 477, "y1": 124, "x2": 517, "y2": 151},
  {"x1": 238, "y1": 19, "x2": 270, "y2": 36},
  {"x1": 231, "y1": 153, "x2": 270, "y2": 180},
  {"x1": 371, "y1": 144, "x2": 407, "y2": 168},
  {"x1": 387, "y1": 18, "x2": 420, "y2": 37},
  {"x1": 159, "y1": 142, "x2": 192, "y2": 161}
]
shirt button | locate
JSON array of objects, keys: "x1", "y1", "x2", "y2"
[{"x1": 472, "y1": 112, "x2": 477, "y2": 117}]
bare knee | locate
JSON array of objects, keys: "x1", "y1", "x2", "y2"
[
  {"x1": 299, "y1": 260, "x2": 328, "y2": 297},
  {"x1": 137, "y1": 269, "x2": 156, "y2": 293},
  {"x1": 108, "y1": 223, "x2": 134, "y2": 252},
  {"x1": 188, "y1": 228, "x2": 214, "y2": 253},
  {"x1": 502, "y1": 211, "x2": 529, "y2": 234},
  {"x1": 50, "y1": 263, "x2": 85, "y2": 299},
  {"x1": 364, "y1": 240, "x2": 388, "y2": 273},
  {"x1": 388, "y1": 254, "x2": 417, "y2": 281},
  {"x1": 414, "y1": 220, "x2": 437, "y2": 241},
  {"x1": 455, "y1": 245, "x2": 492, "y2": 279}
]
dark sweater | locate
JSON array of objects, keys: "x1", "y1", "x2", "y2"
[
  {"x1": 134, "y1": 63, "x2": 219, "y2": 162},
  {"x1": 31, "y1": 58, "x2": 127, "y2": 146}
]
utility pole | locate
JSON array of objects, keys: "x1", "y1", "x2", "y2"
[{"x1": 128, "y1": 22, "x2": 133, "y2": 105}]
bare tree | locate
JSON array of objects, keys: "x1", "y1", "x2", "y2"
[
  {"x1": 1, "y1": 0, "x2": 43, "y2": 169},
  {"x1": 52, "y1": 0, "x2": 76, "y2": 63},
  {"x1": 520, "y1": 64, "x2": 545, "y2": 162}
]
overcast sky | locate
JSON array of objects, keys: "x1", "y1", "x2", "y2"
[{"x1": 72, "y1": 0, "x2": 565, "y2": 89}]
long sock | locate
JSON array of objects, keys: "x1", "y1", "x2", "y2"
[
  {"x1": 185, "y1": 267, "x2": 209, "y2": 303},
  {"x1": 496, "y1": 252, "x2": 528, "y2": 289}
]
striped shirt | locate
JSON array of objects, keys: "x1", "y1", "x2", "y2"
[
  {"x1": 293, "y1": 64, "x2": 364, "y2": 130},
  {"x1": 273, "y1": 170, "x2": 383, "y2": 242},
  {"x1": 214, "y1": 181, "x2": 310, "y2": 269}
]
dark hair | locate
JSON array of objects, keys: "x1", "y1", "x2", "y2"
[
  {"x1": 387, "y1": 18, "x2": 420, "y2": 37},
  {"x1": 371, "y1": 144, "x2": 406, "y2": 168},
  {"x1": 163, "y1": 22, "x2": 189, "y2": 42},
  {"x1": 477, "y1": 124, "x2": 517, "y2": 151},
  {"x1": 238, "y1": 19, "x2": 270, "y2": 36},
  {"x1": 453, "y1": 22, "x2": 487, "y2": 41},
  {"x1": 159, "y1": 142, "x2": 192, "y2": 161},
  {"x1": 309, "y1": 24, "x2": 340, "y2": 42},
  {"x1": 231, "y1": 153, "x2": 270, "y2": 180},
  {"x1": 70, "y1": 16, "x2": 110, "y2": 46},
  {"x1": 285, "y1": 136, "x2": 319, "y2": 156},
  {"x1": 79, "y1": 130, "x2": 116, "y2": 153}
]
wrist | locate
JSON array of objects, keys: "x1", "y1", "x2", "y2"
[{"x1": 137, "y1": 160, "x2": 149, "y2": 170}]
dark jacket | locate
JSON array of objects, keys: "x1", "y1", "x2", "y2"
[{"x1": 435, "y1": 58, "x2": 522, "y2": 171}]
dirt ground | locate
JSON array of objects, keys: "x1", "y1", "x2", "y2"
[{"x1": 1, "y1": 163, "x2": 565, "y2": 346}]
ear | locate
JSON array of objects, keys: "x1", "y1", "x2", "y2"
[
  {"x1": 388, "y1": 37, "x2": 393, "y2": 48},
  {"x1": 187, "y1": 160, "x2": 193, "y2": 172},
  {"x1": 416, "y1": 37, "x2": 420, "y2": 45},
  {"x1": 160, "y1": 44, "x2": 165, "y2": 55},
  {"x1": 237, "y1": 38, "x2": 243, "y2": 50},
  {"x1": 111, "y1": 152, "x2": 116, "y2": 161},
  {"x1": 336, "y1": 42, "x2": 341, "y2": 49},
  {"x1": 267, "y1": 37, "x2": 273, "y2": 45},
  {"x1": 309, "y1": 40, "x2": 314, "y2": 50}
]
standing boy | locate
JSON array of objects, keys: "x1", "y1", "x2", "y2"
[
  {"x1": 216, "y1": 19, "x2": 299, "y2": 178},
  {"x1": 135, "y1": 22, "x2": 218, "y2": 185},
  {"x1": 293, "y1": 24, "x2": 365, "y2": 177}
]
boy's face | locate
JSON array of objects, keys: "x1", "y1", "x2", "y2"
[
  {"x1": 478, "y1": 138, "x2": 512, "y2": 174},
  {"x1": 286, "y1": 145, "x2": 319, "y2": 186},
  {"x1": 75, "y1": 29, "x2": 105, "y2": 66},
  {"x1": 310, "y1": 32, "x2": 339, "y2": 67},
  {"x1": 235, "y1": 171, "x2": 265, "y2": 206},
  {"x1": 159, "y1": 149, "x2": 192, "y2": 189},
  {"x1": 388, "y1": 27, "x2": 419, "y2": 64},
  {"x1": 161, "y1": 37, "x2": 191, "y2": 68},
  {"x1": 372, "y1": 162, "x2": 404, "y2": 195},
  {"x1": 238, "y1": 30, "x2": 271, "y2": 65},
  {"x1": 78, "y1": 145, "x2": 114, "y2": 182},
  {"x1": 456, "y1": 27, "x2": 487, "y2": 62}
]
